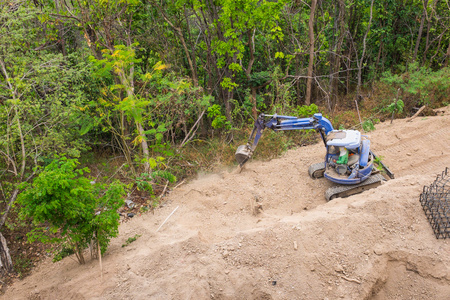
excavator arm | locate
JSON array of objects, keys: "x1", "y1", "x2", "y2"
[{"x1": 235, "y1": 113, "x2": 334, "y2": 166}]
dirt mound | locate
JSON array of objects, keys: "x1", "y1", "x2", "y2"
[{"x1": 4, "y1": 107, "x2": 450, "y2": 299}]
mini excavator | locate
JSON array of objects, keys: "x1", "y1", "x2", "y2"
[{"x1": 235, "y1": 113, "x2": 394, "y2": 201}]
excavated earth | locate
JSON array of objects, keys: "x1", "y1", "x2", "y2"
[{"x1": 4, "y1": 107, "x2": 450, "y2": 299}]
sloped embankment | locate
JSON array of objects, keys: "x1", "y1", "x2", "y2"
[{"x1": 4, "y1": 107, "x2": 450, "y2": 299}]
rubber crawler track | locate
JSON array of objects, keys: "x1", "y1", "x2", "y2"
[{"x1": 325, "y1": 173, "x2": 385, "y2": 201}]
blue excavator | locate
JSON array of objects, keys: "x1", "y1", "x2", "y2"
[{"x1": 235, "y1": 113, "x2": 394, "y2": 201}]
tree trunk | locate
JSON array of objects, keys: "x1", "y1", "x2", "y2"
[
  {"x1": 295, "y1": 55, "x2": 301, "y2": 105},
  {"x1": 0, "y1": 189, "x2": 19, "y2": 229},
  {"x1": 329, "y1": 0, "x2": 346, "y2": 108},
  {"x1": 125, "y1": 68, "x2": 150, "y2": 173},
  {"x1": 328, "y1": 2, "x2": 338, "y2": 106},
  {"x1": 376, "y1": 37, "x2": 384, "y2": 66},
  {"x1": 221, "y1": 80, "x2": 234, "y2": 123},
  {"x1": 305, "y1": 0, "x2": 317, "y2": 106},
  {"x1": 444, "y1": 42, "x2": 450, "y2": 67},
  {"x1": 0, "y1": 59, "x2": 30, "y2": 277},
  {"x1": 117, "y1": 112, "x2": 136, "y2": 176},
  {"x1": 244, "y1": 29, "x2": 257, "y2": 119},
  {"x1": 137, "y1": 122, "x2": 150, "y2": 173},
  {"x1": 356, "y1": 0, "x2": 374, "y2": 99},
  {"x1": 0, "y1": 232, "x2": 13, "y2": 276},
  {"x1": 75, "y1": 243, "x2": 85, "y2": 265},
  {"x1": 195, "y1": 1, "x2": 234, "y2": 125},
  {"x1": 251, "y1": 87, "x2": 257, "y2": 120},
  {"x1": 184, "y1": 5, "x2": 199, "y2": 87},
  {"x1": 54, "y1": 0, "x2": 67, "y2": 57},
  {"x1": 114, "y1": 39, "x2": 151, "y2": 174},
  {"x1": 159, "y1": 5, "x2": 198, "y2": 87},
  {"x1": 423, "y1": 0, "x2": 439, "y2": 65},
  {"x1": 413, "y1": 0, "x2": 429, "y2": 62}
]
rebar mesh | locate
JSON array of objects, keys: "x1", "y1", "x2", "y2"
[{"x1": 419, "y1": 167, "x2": 450, "y2": 239}]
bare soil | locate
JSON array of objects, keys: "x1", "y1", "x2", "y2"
[{"x1": 4, "y1": 107, "x2": 450, "y2": 300}]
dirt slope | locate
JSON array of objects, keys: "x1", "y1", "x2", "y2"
[{"x1": 4, "y1": 107, "x2": 450, "y2": 300}]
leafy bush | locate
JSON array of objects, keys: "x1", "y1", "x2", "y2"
[
  {"x1": 249, "y1": 71, "x2": 271, "y2": 87},
  {"x1": 52, "y1": 245, "x2": 75, "y2": 263},
  {"x1": 381, "y1": 98, "x2": 405, "y2": 123},
  {"x1": 122, "y1": 234, "x2": 141, "y2": 248},
  {"x1": 374, "y1": 155, "x2": 387, "y2": 172},
  {"x1": 135, "y1": 170, "x2": 176, "y2": 193},
  {"x1": 207, "y1": 104, "x2": 231, "y2": 130},
  {"x1": 151, "y1": 170, "x2": 177, "y2": 184},
  {"x1": 381, "y1": 64, "x2": 450, "y2": 108},
  {"x1": 385, "y1": 99, "x2": 404, "y2": 115},
  {"x1": 135, "y1": 173, "x2": 154, "y2": 193},
  {"x1": 18, "y1": 156, "x2": 126, "y2": 264},
  {"x1": 362, "y1": 119, "x2": 375, "y2": 132},
  {"x1": 296, "y1": 103, "x2": 319, "y2": 117}
]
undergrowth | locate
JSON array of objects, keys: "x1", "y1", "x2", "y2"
[
  {"x1": 3, "y1": 76, "x2": 448, "y2": 286},
  {"x1": 374, "y1": 64, "x2": 450, "y2": 116}
]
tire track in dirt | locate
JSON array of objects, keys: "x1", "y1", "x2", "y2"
[
  {"x1": 378, "y1": 127, "x2": 448, "y2": 153},
  {"x1": 374, "y1": 126, "x2": 450, "y2": 177},
  {"x1": 408, "y1": 155, "x2": 450, "y2": 176}
]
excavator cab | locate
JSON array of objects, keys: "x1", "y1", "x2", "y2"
[
  {"x1": 325, "y1": 130, "x2": 362, "y2": 175},
  {"x1": 323, "y1": 129, "x2": 375, "y2": 183}
]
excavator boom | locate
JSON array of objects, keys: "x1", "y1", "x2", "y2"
[{"x1": 235, "y1": 113, "x2": 333, "y2": 166}]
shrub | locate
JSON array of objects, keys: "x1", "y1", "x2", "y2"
[
  {"x1": 381, "y1": 64, "x2": 450, "y2": 109},
  {"x1": 18, "y1": 156, "x2": 126, "y2": 264}
]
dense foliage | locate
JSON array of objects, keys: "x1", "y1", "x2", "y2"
[
  {"x1": 18, "y1": 157, "x2": 125, "y2": 264},
  {"x1": 1, "y1": 0, "x2": 450, "y2": 276}
]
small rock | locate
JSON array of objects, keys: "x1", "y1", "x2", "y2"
[
  {"x1": 224, "y1": 269, "x2": 230, "y2": 274},
  {"x1": 127, "y1": 213, "x2": 135, "y2": 218},
  {"x1": 293, "y1": 241, "x2": 298, "y2": 250},
  {"x1": 373, "y1": 246, "x2": 383, "y2": 255}
]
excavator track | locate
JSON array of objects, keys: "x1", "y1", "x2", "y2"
[
  {"x1": 308, "y1": 162, "x2": 326, "y2": 179},
  {"x1": 325, "y1": 173, "x2": 385, "y2": 201}
]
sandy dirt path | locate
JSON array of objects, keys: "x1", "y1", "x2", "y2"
[{"x1": 4, "y1": 107, "x2": 450, "y2": 300}]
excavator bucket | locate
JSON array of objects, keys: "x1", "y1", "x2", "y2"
[{"x1": 235, "y1": 145, "x2": 251, "y2": 166}]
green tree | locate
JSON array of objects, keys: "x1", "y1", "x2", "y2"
[
  {"x1": 89, "y1": 44, "x2": 160, "y2": 174},
  {"x1": 18, "y1": 156, "x2": 125, "y2": 264},
  {"x1": 0, "y1": 4, "x2": 89, "y2": 275}
]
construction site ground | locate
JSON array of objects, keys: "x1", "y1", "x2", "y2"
[{"x1": 4, "y1": 106, "x2": 450, "y2": 299}]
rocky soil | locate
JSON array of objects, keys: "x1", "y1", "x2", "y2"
[{"x1": 4, "y1": 107, "x2": 450, "y2": 300}]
